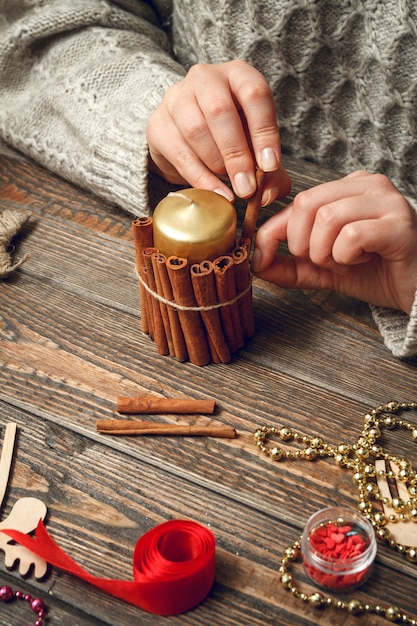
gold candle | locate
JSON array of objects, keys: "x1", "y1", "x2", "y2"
[{"x1": 152, "y1": 189, "x2": 237, "y2": 264}]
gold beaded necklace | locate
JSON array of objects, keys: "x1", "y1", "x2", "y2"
[{"x1": 253, "y1": 400, "x2": 417, "y2": 624}]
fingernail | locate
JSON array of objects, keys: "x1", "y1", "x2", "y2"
[
  {"x1": 251, "y1": 247, "x2": 262, "y2": 273},
  {"x1": 234, "y1": 171, "x2": 254, "y2": 197},
  {"x1": 214, "y1": 187, "x2": 234, "y2": 203},
  {"x1": 261, "y1": 186, "x2": 278, "y2": 206},
  {"x1": 260, "y1": 147, "x2": 279, "y2": 172}
]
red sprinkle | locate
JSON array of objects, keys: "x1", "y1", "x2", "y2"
[{"x1": 305, "y1": 521, "x2": 370, "y2": 589}]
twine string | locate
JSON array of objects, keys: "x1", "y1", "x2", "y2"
[{"x1": 135, "y1": 267, "x2": 252, "y2": 312}]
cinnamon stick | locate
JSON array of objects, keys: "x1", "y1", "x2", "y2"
[
  {"x1": 191, "y1": 261, "x2": 231, "y2": 364},
  {"x1": 132, "y1": 217, "x2": 154, "y2": 335},
  {"x1": 166, "y1": 256, "x2": 211, "y2": 366},
  {"x1": 151, "y1": 252, "x2": 175, "y2": 356},
  {"x1": 153, "y1": 252, "x2": 188, "y2": 362},
  {"x1": 116, "y1": 395, "x2": 216, "y2": 414},
  {"x1": 240, "y1": 168, "x2": 265, "y2": 245},
  {"x1": 142, "y1": 247, "x2": 169, "y2": 355},
  {"x1": 97, "y1": 420, "x2": 236, "y2": 438},
  {"x1": 213, "y1": 255, "x2": 244, "y2": 353},
  {"x1": 232, "y1": 245, "x2": 255, "y2": 339}
]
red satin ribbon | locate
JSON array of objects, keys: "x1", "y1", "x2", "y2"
[{"x1": 2, "y1": 519, "x2": 216, "y2": 615}]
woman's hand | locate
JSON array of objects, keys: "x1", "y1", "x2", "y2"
[
  {"x1": 146, "y1": 60, "x2": 291, "y2": 204},
  {"x1": 253, "y1": 170, "x2": 417, "y2": 314}
]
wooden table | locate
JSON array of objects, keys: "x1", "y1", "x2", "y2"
[{"x1": 1, "y1": 149, "x2": 416, "y2": 625}]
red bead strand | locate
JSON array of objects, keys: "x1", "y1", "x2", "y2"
[{"x1": 0, "y1": 585, "x2": 47, "y2": 625}]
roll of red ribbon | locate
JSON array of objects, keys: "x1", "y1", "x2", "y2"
[
  {"x1": 133, "y1": 519, "x2": 216, "y2": 614},
  {"x1": 2, "y1": 518, "x2": 216, "y2": 616}
]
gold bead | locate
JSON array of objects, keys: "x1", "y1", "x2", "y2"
[
  {"x1": 376, "y1": 527, "x2": 392, "y2": 541},
  {"x1": 355, "y1": 446, "x2": 370, "y2": 459},
  {"x1": 406, "y1": 547, "x2": 417, "y2": 562},
  {"x1": 310, "y1": 437, "x2": 323, "y2": 448},
  {"x1": 391, "y1": 497, "x2": 405, "y2": 512},
  {"x1": 371, "y1": 444, "x2": 383, "y2": 456},
  {"x1": 385, "y1": 605, "x2": 401, "y2": 621},
  {"x1": 338, "y1": 444, "x2": 350, "y2": 455},
  {"x1": 280, "y1": 572, "x2": 294, "y2": 588},
  {"x1": 334, "y1": 453, "x2": 346, "y2": 466},
  {"x1": 284, "y1": 546, "x2": 298, "y2": 561},
  {"x1": 412, "y1": 429, "x2": 417, "y2": 441},
  {"x1": 383, "y1": 416, "x2": 396, "y2": 429},
  {"x1": 397, "y1": 468, "x2": 410, "y2": 482},
  {"x1": 364, "y1": 464, "x2": 376, "y2": 477},
  {"x1": 279, "y1": 427, "x2": 293, "y2": 440},
  {"x1": 270, "y1": 447, "x2": 283, "y2": 461},
  {"x1": 365, "y1": 482, "x2": 379, "y2": 496},
  {"x1": 409, "y1": 508, "x2": 417, "y2": 522},
  {"x1": 353, "y1": 471, "x2": 365, "y2": 483},
  {"x1": 374, "y1": 512, "x2": 387, "y2": 526},
  {"x1": 309, "y1": 593, "x2": 325, "y2": 607},
  {"x1": 368, "y1": 426, "x2": 381, "y2": 439},
  {"x1": 304, "y1": 447, "x2": 317, "y2": 461},
  {"x1": 347, "y1": 599, "x2": 364, "y2": 614}
]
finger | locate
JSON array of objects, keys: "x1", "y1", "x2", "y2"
[
  {"x1": 228, "y1": 69, "x2": 281, "y2": 174},
  {"x1": 255, "y1": 253, "x2": 336, "y2": 291},
  {"x1": 332, "y1": 215, "x2": 413, "y2": 264},
  {"x1": 286, "y1": 172, "x2": 391, "y2": 258},
  {"x1": 261, "y1": 166, "x2": 292, "y2": 206},
  {"x1": 308, "y1": 196, "x2": 381, "y2": 268},
  {"x1": 252, "y1": 202, "x2": 293, "y2": 272},
  {"x1": 147, "y1": 108, "x2": 235, "y2": 201},
  {"x1": 166, "y1": 83, "x2": 227, "y2": 177},
  {"x1": 194, "y1": 74, "x2": 257, "y2": 198}
]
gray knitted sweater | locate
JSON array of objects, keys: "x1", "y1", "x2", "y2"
[{"x1": 1, "y1": 0, "x2": 416, "y2": 358}]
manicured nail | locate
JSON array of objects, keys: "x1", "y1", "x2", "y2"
[
  {"x1": 214, "y1": 187, "x2": 234, "y2": 202},
  {"x1": 261, "y1": 186, "x2": 278, "y2": 206},
  {"x1": 234, "y1": 171, "x2": 254, "y2": 198},
  {"x1": 251, "y1": 247, "x2": 262, "y2": 273},
  {"x1": 260, "y1": 147, "x2": 279, "y2": 172}
]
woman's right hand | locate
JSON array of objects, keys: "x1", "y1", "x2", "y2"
[{"x1": 146, "y1": 60, "x2": 291, "y2": 205}]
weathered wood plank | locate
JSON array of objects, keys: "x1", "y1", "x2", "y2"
[{"x1": 1, "y1": 152, "x2": 417, "y2": 625}]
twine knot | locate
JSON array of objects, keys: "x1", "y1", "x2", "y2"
[{"x1": 0, "y1": 209, "x2": 31, "y2": 277}]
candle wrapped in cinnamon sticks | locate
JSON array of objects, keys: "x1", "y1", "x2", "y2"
[{"x1": 131, "y1": 176, "x2": 264, "y2": 365}]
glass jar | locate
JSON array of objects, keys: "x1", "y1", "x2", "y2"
[{"x1": 301, "y1": 507, "x2": 377, "y2": 591}]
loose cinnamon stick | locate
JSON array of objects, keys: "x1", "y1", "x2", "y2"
[
  {"x1": 117, "y1": 395, "x2": 216, "y2": 414},
  {"x1": 240, "y1": 168, "x2": 265, "y2": 245},
  {"x1": 132, "y1": 217, "x2": 154, "y2": 335},
  {"x1": 166, "y1": 256, "x2": 211, "y2": 366},
  {"x1": 191, "y1": 260, "x2": 231, "y2": 364},
  {"x1": 96, "y1": 420, "x2": 236, "y2": 438}
]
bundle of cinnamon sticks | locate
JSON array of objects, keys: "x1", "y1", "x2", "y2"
[
  {"x1": 133, "y1": 221, "x2": 255, "y2": 366},
  {"x1": 134, "y1": 172, "x2": 264, "y2": 366}
]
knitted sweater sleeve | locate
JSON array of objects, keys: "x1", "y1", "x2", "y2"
[
  {"x1": 371, "y1": 295, "x2": 417, "y2": 359},
  {"x1": 370, "y1": 195, "x2": 417, "y2": 359},
  {"x1": 0, "y1": 0, "x2": 185, "y2": 216}
]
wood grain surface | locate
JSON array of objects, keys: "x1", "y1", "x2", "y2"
[{"x1": 1, "y1": 150, "x2": 417, "y2": 625}]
